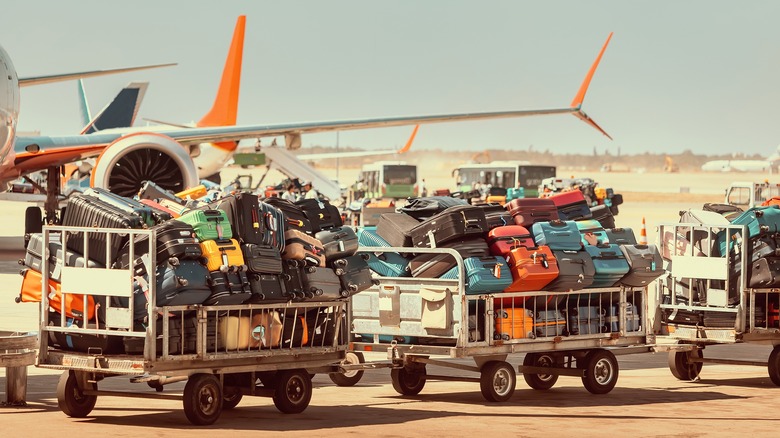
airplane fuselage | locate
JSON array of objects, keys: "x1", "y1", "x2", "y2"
[{"x1": 0, "y1": 44, "x2": 20, "y2": 174}]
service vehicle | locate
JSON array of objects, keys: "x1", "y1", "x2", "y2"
[
  {"x1": 453, "y1": 161, "x2": 556, "y2": 199},
  {"x1": 724, "y1": 181, "x2": 780, "y2": 209},
  {"x1": 356, "y1": 161, "x2": 418, "y2": 200}
]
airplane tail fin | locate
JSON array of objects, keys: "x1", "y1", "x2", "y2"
[
  {"x1": 80, "y1": 82, "x2": 148, "y2": 134},
  {"x1": 397, "y1": 125, "x2": 419, "y2": 154},
  {"x1": 197, "y1": 15, "x2": 245, "y2": 131},
  {"x1": 569, "y1": 32, "x2": 613, "y2": 140}
]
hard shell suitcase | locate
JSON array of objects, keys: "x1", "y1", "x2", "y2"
[
  {"x1": 301, "y1": 266, "x2": 347, "y2": 300},
  {"x1": 606, "y1": 227, "x2": 637, "y2": 245},
  {"x1": 607, "y1": 303, "x2": 641, "y2": 332},
  {"x1": 486, "y1": 224, "x2": 535, "y2": 257},
  {"x1": 246, "y1": 273, "x2": 290, "y2": 304},
  {"x1": 376, "y1": 213, "x2": 420, "y2": 248},
  {"x1": 485, "y1": 195, "x2": 506, "y2": 205},
  {"x1": 398, "y1": 196, "x2": 468, "y2": 221},
  {"x1": 589, "y1": 204, "x2": 616, "y2": 229},
  {"x1": 295, "y1": 198, "x2": 343, "y2": 232},
  {"x1": 139, "y1": 199, "x2": 179, "y2": 224},
  {"x1": 333, "y1": 254, "x2": 378, "y2": 296},
  {"x1": 408, "y1": 238, "x2": 490, "y2": 278},
  {"x1": 478, "y1": 203, "x2": 513, "y2": 229},
  {"x1": 217, "y1": 316, "x2": 251, "y2": 350},
  {"x1": 549, "y1": 190, "x2": 592, "y2": 221},
  {"x1": 576, "y1": 219, "x2": 610, "y2": 247},
  {"x1": 306, "y1": 308, "x2": 344, "y2": 346},
  {"x1": 151, "y1": 260, "x2": 212, "y2": 307},
  {"x1": 563, "y1": 306, "x2": 607, "y2": 335},
  {"x1": 212, "y1": 193, "x2": 284, "y2": 250},
  {"x1": 176, "y1": 185, "x2": 208, "y2": 201},
  {"x1": 19, "y1": 268, "x2": 95, "y2": 320},
  {"x1": 409, "y1": 205, "x2": 487, "y2": 248},
  {"x1": 138, "y1": 180, "x2": 181, "y2": 204},
  {"x1": 584, "y1": 244, "x2": 630, "y2": 288},
  {"x1": 533, "y1": 308, "x2": 567, "y2": 338},
  {"x1": 493, "y1": 308, "x2": 534, "y2": 340},
  {"x1": 114, "y1": 220, "x2": 202, "y2": 275},
  {"x1": 24, "y1": 233, "x2": 103, "y2": 282},
  {"x1": 746, "y1": 256, "x2": 780, "y2": 288},
  {"x1": 357, "y1": 227, "x2": 410, "y2": 277},
  {"x1": 157, "y1": 198, "x2": 190, "y2": 218},
  {"x1": 719, "y1": 206, "x2": 780, "y2": 254},
  {"x1": 178, "y1": 208, "x2": 233, "y2": 241},
  {"x1": 241, "y1": 243, "x2": 283, "y2": 274},
  {"x1": 281, "y1": 260, "x2": 311, "y2": 301},
  {"x1": 83, "y1": 187, "x2": 160, "y2": 227},
  {"x1": 618, "y1": 244, "x2": 664, "y2": 287},
  {"x1": 315, "y1": 226, "x2": 359, "y2": 263},
  {"x1": 503, "y1": 245, "x2": 559, "y2": 292},
  {"x1": 205, "y1": 270, "x2": 252, "y2": 305},
  {"x1": 264, "y1": 197, "x2": 313, "y2": 234},
  {"x1": 462, "y1": 256, "x2": 513, "y2": 294},
  {"x1": 532, "y1": 220, "x2": 583, "y2": 251},
  {"x1": 200, "y1": 238, "x2": 246, "y2": 272},
  {"x1": 357, "y1": 226, "x2": 390, "y2": 247},
  {"x1": 281, "y1": 229, "x2": 325, "y2": 267},
  {"x1": 544, "y1": 250, "x2": 595, "y2": 291},
  {"x1": 506, "y1": 198, "x2": 559, "y2": 228}
]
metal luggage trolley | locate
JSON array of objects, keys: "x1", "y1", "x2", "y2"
[
  {"x1": 655, "y1": 221, "x2": 780, "y2": 383},
  {"x1": 36, "y1": 226, "x2": 347, "y2": 425},
  {"x1": 344, "y1": 247, "x2": 652, "y2": 402}
]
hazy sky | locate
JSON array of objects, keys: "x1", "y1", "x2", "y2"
[{"x1": 3, "y1": 1, "x2": 780, "y2": 156}]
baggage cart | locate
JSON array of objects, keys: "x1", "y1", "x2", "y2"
[
  {"x1": 35, "y1": 226, "x2": 348, "y2": 425},
  {"x1": 654, "y1": 222, "x2": 780, "y2": 384},
  {"x1": 343, "y1": 246, "x2": 652, "y2": 402}
]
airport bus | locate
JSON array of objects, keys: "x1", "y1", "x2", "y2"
[
  {"x1": 356, "y1": 161, "x2": 418, "y2": 200},
  {"x1": 452, "y1": 161, "x2": 556, "y2": 198}
]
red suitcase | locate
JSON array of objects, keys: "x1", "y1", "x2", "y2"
[
  {"x1": 506, "y1": 198, "x2": 559, "y2": 228},
  {"x1": 487, "y1": 225, "x2": 535, "y2": 257},
  {"x1": 548, "y1": 190, "x2": 592, "y2": 221}
]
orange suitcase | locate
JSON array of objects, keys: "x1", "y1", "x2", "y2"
[
  {"x1": 505, "y1": 246, "x2": 559, "y2": 292},
  {"x1": 19, "y1": 268, "x2": 95, "y2": 320},
  {"x1": 494, "y1": 308, "x2": 534, "y2": 340}
]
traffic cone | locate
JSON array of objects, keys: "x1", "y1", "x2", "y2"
[{"x1": 639, "y1": 217, "x2": 648, "y2": 245}]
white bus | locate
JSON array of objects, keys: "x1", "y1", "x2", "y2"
[
  {"x1": 452, "y1": 161, "x2": 556, "y2": 198},
  {"x1": 357, "y1": 161, "x2": 418, "y2": 199}
]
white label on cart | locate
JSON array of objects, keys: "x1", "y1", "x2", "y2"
[{"x1": 379, "y1": 296, "x2": 393, "y2": 311}]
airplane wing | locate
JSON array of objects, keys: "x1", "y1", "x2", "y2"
[{"x1": 19, "y1": 63, "x2": 176, "y2": 87}]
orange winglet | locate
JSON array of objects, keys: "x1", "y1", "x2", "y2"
[
  {"x1": 570, "y1": 32, "x2": 613, "y2": 109},
  {"x1": 397, "y1": 125, "x2": 419, "y2": 154}
]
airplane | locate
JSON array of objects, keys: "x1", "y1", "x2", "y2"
[
  {"x1": 0, "y1": 14, "x2": 614, "y2": 223},
  {"x1": 700, "y1": 145, "x2": 779, "y2": 173}
]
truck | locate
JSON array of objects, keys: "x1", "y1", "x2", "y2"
[{"x1": 724, "y1": 181, "x2": 780, "y2": 209}]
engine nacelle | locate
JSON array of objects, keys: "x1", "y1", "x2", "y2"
[
  {"x1": 285, "y1": 133, "x2": 302, "y2": 150},
  {"x1": 91, "y1": 132, "x2": 198, "y2": 197}
]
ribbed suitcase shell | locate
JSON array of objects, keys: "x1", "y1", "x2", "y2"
[
  {"x1": 618, "y1": 244, "x2": 664, "y2": 287},
  {"x1": 264, "y1": 197, "x2": 313, "y2": 234},
  {"x1": 504, "y1": 246, "x2": 559, "y2": 292},
  {"x1": 301, "y1": 266, "x2": 347, "y2": 300},
  {"x1": 532, "y1": 220, "x2": 583, "y2": 251},
  {"x1": 493, "y1": 308, "x2": 534, "y2": 340},
  {"x1": 584, "y1": 244, "x2": 630, "y2": 288},
  {"x1": 114, "y1": 220, "x2": 202, "y2": 275},
  {"x1": 487, "y1": 225, "x2": 535, "y2": 256},
  {"x1": 458, "y1": 256, "x2": 513, "y2": 295},
  {"x1": 544, "y1": 250, "x2": 595, "y2": 291},
  {"x1": 200, "y1": 239, "x2": 245, "y2": 272},
  {"x1": 576, "y1": 219, "x2": 610, "y2": 247},
  {"x1": 281, "y1": 229, "x2": 325, "y2": 267},
  {"x1": 506, "y1": 198, "x2": 559, "y2": 228},
  {"x1": 409, "y1": 238, "x2": 490, "y2": 278},
  {"x1": 376, "y1": 213, "x2": 419, "y2": 248},
  {"x1": 333, "y1": 254, "x2": 378, "y2": 296},
  {"x1": 205, "y1": 270, "x2": 252, "y2": 305},
  {"x1": 241, "y1": 243, "x2": 283, "y2": 274},
  {"x1": 178, "y1": 209, "x2": 233, "y2": 241},
  {"x1": 357, "y1": 227, "x2": 410, "y2": 276},
  {"x1": 548, "y1": 190, "x2": 592, "y2": 221},
  {"x1": 315, "y1": 226, "x2": 359, "y2": 262},
  {"x1": 409, "y1": 205, "x2": 487, "y2": 248},
  {"x1": 83, "y1": 187, "x2": 160, "y2": 227}
]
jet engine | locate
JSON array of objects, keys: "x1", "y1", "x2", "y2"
[{"x1": 91, "y1": 132, "x2": 198, "y2": 197}]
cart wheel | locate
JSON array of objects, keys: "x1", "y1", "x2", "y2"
[
  {"x1": 222, "y1": 387, "x2": 243, "y2": 410},
  {"x1": 480, "y1": 360, "x2": 516, "y2": 402},
  {"x1": 56, "y1": 371, "x2": 97, "y2": 418},
  {"x1": 668, "y1": 349, "x2": 703, "y2": 381},
  {"x1": 768, "y1": 345, "x2": 780, "y2": 386},
  {"x1": 390, "y1": 367, "x2": 426, "y2": 396},
  {"x1": 329, "y1": 351, "x2": 365, "y2": 387},
  {"x1": 522, "y1": 353, "x2": 560, "y2": 390},
  {"x1": 258, "y1": 371, "x2": 277, "y2": 387},
  {"x1": 147, "y1": 381, "x2": 164, "y2": 392},
  {"x1": 581, "y1": 349, "x2": 619, "y2": 395},
  {"x1": 273, "y1": 369, "x2": 313, "y2": 414},
  {"x1": 183, "y1": 373, "x2": 223, "y2": 426}
]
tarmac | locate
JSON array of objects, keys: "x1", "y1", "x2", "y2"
[{"x1": 1, "y1": 168, "x2": 779, "y2": 436}]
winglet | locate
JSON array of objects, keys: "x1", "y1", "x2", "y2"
[
  {"x1": 570, "y1": 32, "x2": 612, "y2": 109},
  {"x1": 397, "y1": 125, "x2": 419, "y2": 154},
  {"x1": 197, "y1": 15, "x2": 245, "y2": 129}
]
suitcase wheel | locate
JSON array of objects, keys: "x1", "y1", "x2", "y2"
[
  {"x1": 372, "y1": 279, "x2": 380, "y2": 286},
  {"x1": 168, "y1": 257, "x2": 180, "y2": 267},
  {"x1": 360, "y1": 253, "x2": 370, "y2": 261},
  {"x1": 334, "y1": 268, "x2": 345, "y2": 276},
  {"x1": 313, "y1": 288, "x2": 324, "y2": 296},
  {"x1": 340, "y1": 289, "x2": 351, "y2": 297},
  {"x1": 219, "y1": 265, "x2": 230, "y2": 273},
  {"x1": 177, "y1": 277, "x2": 189, "y2": 287},
  {"x1": 347, "y1": 284, "x2": 358, "y2": 293}
]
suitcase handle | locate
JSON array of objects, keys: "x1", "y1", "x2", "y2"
[{"x1": 531, "y1": 251, "x2": 549, "y2": 268}]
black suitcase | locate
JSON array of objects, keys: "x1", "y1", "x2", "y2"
[
  {"x1": 151, "y1": 260, "x2": 212, "y2": 306},
  {"x1": 398, "y1": 196, "x2": 469, "y2": 221},
  {"x1": 62, "y1": 195, "x2": 145, "y2": 266},
  {"x1": 746, "y1": 256, "x2": 780, "y2": 288},
  {"x1": 265, "y1": 197, "x2": 313, "y2": 234},
  {"x1": 301, "y1": 266, "x2": 347, "y2": 300},
  {"x1": 295, "y1": 198, "x2": 343, "y2": 232},
  {"x1": 205, "y1": 270, "x2": 252, "y2": 305},
  {"x1": 246, "y1": 273, "x2": 290, "y2": 304},
  {"x1": 703, "y1": 311, "x2": 737, "y2": 328},
  {"x1": 409, "y1": 205, "x2": 488, "y2": 248},
  {"x1": 663, "y1": 307, "x2": 703, "y2": 325},
  {"x1": 212, "y1": 192, "x2": 285, "y2": 250},
  {"x1": 306, "y1": 307, "x2": 345, "y2": 346},
  {"x1": 281, "y1": 260, "x2": 311, "y2": 301},
  {"x1": 332, "y1": 254, "x2": 378, "y2": 295},
  {"x1": 589, "y1": 204, "x2": 616, "y2": 229},
  {"x1": 281, "y1": 312, "x2": 309, "y2": 348},
  {"x1": 606, "y1": 227, "x2": 637, "y2": 245},
  {"x1": 478, "y1": 203, "x2": 513, "y2": 229},
  {"x1": 408, "y1": 238, "x2": 490, "y2": 278},
  {"x1": 544, "y1": 250, "x2": 596, "y2": 291},
  {"x1": 376, "y1": 213, "x2": 419, "y2": 248},
  {"x1": 48, "y1": 312, "x2": 124, "y2": 354},
  {"x1": 241, "y1": 243, "x2": 283, "y2": 274},
  {"x1": 83, "y1": 187, "x2": 163, "y2": 227},
  {"x1": 115, "y1": 220, "x2": 203, "y2": 275},
  {"x1": 315, "y1": 226, "x2": 359, "y2": 263}
]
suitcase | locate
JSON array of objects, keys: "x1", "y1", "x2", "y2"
[
  {"x1": 315, "y1": 226, "x2": 359, "y2": 263},
  {"x1": 549, "y1": 190, "x2": 592, "y2": 221},
  {"x1": 456, "y1": 256, "x2": 513, "y2": 295},
  {"x1": 544, "y1": 250, "x2": 595, "y2": 291},
  {"x1": 306, "y1": 308, "x2": 345, "y2": 347},
  {"x1": 506, "y1": 198, "x2": 559, "y2": 228},
  {"x1": 138, "y1": 180, "x2": 181, "y2": 203},
  {"x1": 49, "y1": 315, "x2": 123, "y2": 354},
  {"x1": 409, "y1": 205, "x2": 487, "y2": 248},
  {"x1": 663, "y1": 307, "x2": 703, "y2": 326},
  {"x1": 241, "y1": 243, "x2": 283, "y2": 274},
  {"x1": 139, "y1": 199, "x2": 179, "y2": 224},
  {"x1": 264, "y1": 197, "x2": 313, "y2": 234},
  {"x1": 205, "y1": 270, "x2": 252, "y2": 305},
  {"x1": 24, "y1": 233, "x2": 103, "y2": 282},
  {"x1": 176, "y1": 185, "x2": 208, "y2": 201},
  {"x1": 719, "y1": 206, "x2": 780, "y2": 254},
  {"x1": 564, "y1": 306, "x2": 607, "y2": 335},
  {"x1": 178, "y1": 208, "x2": 233, "y2": 242},
  {"x1": 151, "y1": 260, "x2": 212, "y2": 307},
  {"x1": 506, "y1": 187, "x2": 523, "y2": 202},
  {"x1": 408, "y1": 238, "x2": 490, "y2": 278},
  {"x1": 281, "y1": 229, "x2": 325, "y2": 267},
  {"x1": 122, "y1": 315, "x2": 183, "y2": 355},
  {"x1": 702, "y1": 202, "x2": 743, "y2": 221},
  {"x1": 357, "y1": 227, "x2": 410, "y2": 277},
  {"x1": 295, "y1": 198, "x2": 343, "y2": 232},
  {"x1": 281, "y1": 260, "x2": 311, "y2": 301},
  {"x1": 398, "y1": 196, "x2": 469, "y2": 221},
  {"x1": 114, "y1": 220, "x2": 202, "y2": 276},
  {"x1": 533, "y1": 308, "x2": 567, "y2": 337},
  {"x1": 249, "y1": 310, "x2": 284, "y2": 348},
  {"x1": 217, "y1": 315, "x2": 251, "y2": 350},
  {"x1": 532, "y1": 220, "x2": 583, "y2": 251},
  {"x1": 246, "y1": 273, "x2": 290, "y2": 304},
  {"x1": 157, "y1": 198, "x2": 190, "y2": 218},
  {"x1": 486, "y1": 224, "x2": 535, "y2": 257},
  {"x1": 376, "y1": 213, "x2": 420, "y2": 248},
  {"x1": 19, "y1": 268, "x2": 95, "y2": 320},
  {"x1": 212, "y1": 193, "x2": 285, "y2": 250},
  {"x1": 301, "y1": 266, "x2": 347, "y2": 300},
  {"x1": 478, "y1": 203, "x2": 513, "y2": 229},
  {"x1": 746, "y1": 257, "x2": 780, "y2": 288},
  {"x1": 503, "y1": 246, "x2": 559, "y2": 293},
  {"x1": 82, "y1": 187, "x2": 160, "y2": 227},
  {"x1": 584, "y1": 244, "x2": 630, "y2": 288},
  {"x1": 606, "y1": 303, "x2": 641, "y2": 332},
  {"x1": 702, "y1": 311, "x2": 737, "y2": 328},
  {"x1": 333, "y1": 254, "x2": 378, "y2": 295},
  {"x1": 280, "y1": 311, "x2": 309, "y2": 347},
  {"x1": 576, "y1": 219, "x2": 610, "y2": 247},
  {"x1": 606, "y1": 227, "x2": 637, "y2": 245},
  {"x1": 61, "y1": 195, "x2": 145, "y2": 266},
  {"x1": 493, "y1": 308, "x2": 534, "y2": 340},
  {"x1": 200, "y1": 238, "x2": 246, "y2": 272},
  {"x1": 589, "y1": 204, "x2": 616, "y2": 229},
  {"x1": 618, "y1": 244, "x2": 664, "y2": 287},
  {"x1": 485, "y1": 195, "x2": 506, "y2": 205}
]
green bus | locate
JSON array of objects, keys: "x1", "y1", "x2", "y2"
[
  {"x1": 452, "y1": 161, "x2": 556, "y2": 198},
  {"x1": 357, "y1": 161, "x2": 418, "y2": 200}
]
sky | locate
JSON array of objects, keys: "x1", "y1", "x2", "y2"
[{"x1": 3, "y1": 0, "x2": 780, "y2": 157}]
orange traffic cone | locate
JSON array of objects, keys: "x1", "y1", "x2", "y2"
[{"x1": 639, "y1": 217, "x2": 648, "y2": 245}]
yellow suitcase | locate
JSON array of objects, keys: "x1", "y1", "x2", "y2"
[
  {"x1": 200, "y1": 239, "x2": 245, "y2": 271},
  {"x1": 176, "y1": 185, "x2": 208, "y2": 200}
]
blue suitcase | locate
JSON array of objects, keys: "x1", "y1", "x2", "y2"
[
  {"x1": 606, "y1": 303, "x2": 641, "y2": 332},
  {"x1": 442, "y1": 256, "x2": 512, "y2": 294},
  {"x1": 357, "y1": 227, "x2": 410, "y2": 277},
  {"x1": 532, "y1": 220, "x2": 583, "y2": 251},
  {"x1": 576, "y1": 219, "x2": 610, "y2": 247},
  {"x1": 584, "y1": 244, "x2": 630, "y2": 288}
]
